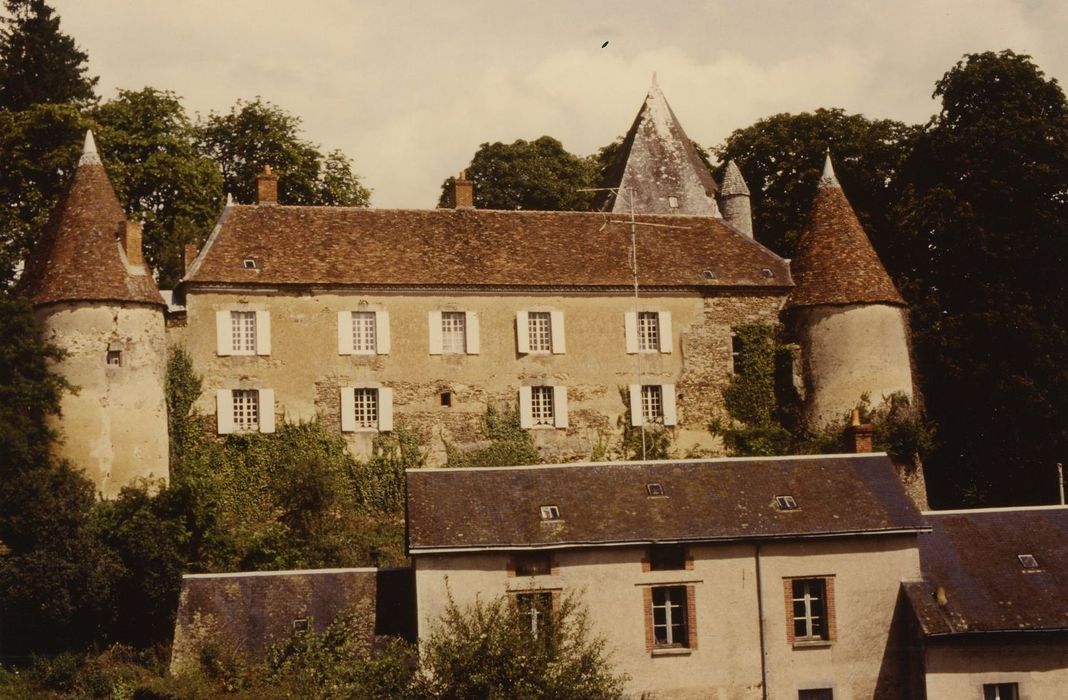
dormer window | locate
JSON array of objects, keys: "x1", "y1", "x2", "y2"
[
  {"x1": 540, "y1": 505, "x2": 560, "y2": 521},
  {"x1": 646, "y1": 483, "x2": 665, "y2": 497},
  {"x1": 667, "y1": 196, "x2": 679, "y2": 208},
  {"x1": 775, "y1": 495, "x2": 798, "y2": 511},
  {"x1": 243, "y1": 258, "x2": 257, "y2": 270}
]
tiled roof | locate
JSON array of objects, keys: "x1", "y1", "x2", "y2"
[
  {"x1": 904, "y1": 507, "x2": 1068, "y2": 636},
  {"x1": 785, "y1": 155, "x2": 904, "y2": 309},
  {"x1": 19, "y1": 132, "x2": 163, "y2": 307},
  {"x1": 719, "y1": 160, "x2": 750, "y2": 197},
  {"x1": 406, "y1": 454, "x2": 927, "y2": 552},
  {"x1": 594, "y1": 77, "x2": 720, "y2": 216},
  {"x1": 182, "y1": 206, "x2": 791, "y2": 290}
]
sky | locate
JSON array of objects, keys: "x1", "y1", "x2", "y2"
[{"x1": 51, "y1": 0, "x2": 1068, "y2": 209}]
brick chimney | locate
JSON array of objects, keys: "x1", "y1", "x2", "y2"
[
  {"x1": 454, "y1": 170, "x2": 473, "y2": 208},
  {"x1": 257, "y1": 165, "x2": 278, "y2": 205},
  {"x1": 847, "y1": 407, "x2": 874, "y2": 454},
  {"x1": 184, "y1": 244, "x2": 198, "y2": 274},
  {"x1": 119, "y1": 221, "x2": 144, "y2": 267}
]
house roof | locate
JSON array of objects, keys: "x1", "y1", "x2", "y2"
[
  {"x1": 181, "y1": 205, "x2": 791, "y2": 291},
  {"x1": 406, "y1": 453, "x2": 927, "y2": 552},
  {"x1": 904, "y1": 507, "x2": 1068, "y2": 637},
  {"x1": 19, "y1": 131, "x2": 163, "y2": 308},
  {"x1": 594, "y1": 76, "x2": 720, "y2": 216},
  {"x1": 785, "y1": 155, "x2": 904, "y2": 309}
]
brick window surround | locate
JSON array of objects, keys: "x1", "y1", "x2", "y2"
[
  {"x1": 507, "y1": 552, "x2": 559, "y2": 577},
  {"x1": 641, "y1": 544, "x2": 694, "y2": 572},
  {"x1": 643, "y1": 585, "x2": 698, "y2": 653},
  {"x1": 784, "y1": 576, "x2": 836, "y2": 645}
]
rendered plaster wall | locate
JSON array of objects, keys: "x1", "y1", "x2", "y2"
[
  {"x1": 178, "y1": 290, "x2": 783, "y2": 464},
  {"x1": 923, "y1": 638, "x2": 1068, "y2": 700},
  {"x1": 790, "y1": 303, "x2": 914, "y2": 428},
  {"x1": 412, "y1": 534, "x2": 918, "y2": 699},
  {"x1": 40, "y1": 302, "x2": 169, "y2": 498}
]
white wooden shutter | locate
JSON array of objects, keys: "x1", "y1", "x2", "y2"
[
  {"x1": 376, "y1": 311, "x2": 391, "y2": 354},
  {"x1": 519, "y1": 386, "x2": 533, "y2": 428},
  {"x1": 553, "y1": 385, "x2": 569, "y2": 428},
  {"x1": 216, "y1": 311, "x2": 233, "y2": 356},
  {"x1": 340, "y1": 387, "x2": 356, "y2": 432},
  {"x1": 662, "y1": 384, "x2": 677, "y2": 426},
  {"x1": 337, "y1": 311, "x2": 353, "y2": 355},
  {"x1": 465, "y1": 311, "x2": 480, "y2": 354},
  {"x1": 625, "y1": 312, "x2": 639, "y2": 354},
  {"x1": 255, "y1": 310, "x2": 271, "y2": 355},
  {"x1": 629, "y1": 384, "x2": 643, "y2": 426},
  {"x1": 378, "y1": 388, "x2": 394, "y2": 431},
  {"x1": 550, "y1": 311, "x2": 566, "y2": 354},
  {"x1": 259, "y1": 389, "x2": 275, "y2": 433},
  {"x1": 516, "y1": 311, "x2": 529, "y2": 354},
  {"x1": 428, "y1": 311, "x2": 442, "y2": 354},
  {"x1": 659, "y1": 311, "x2": 673, "y2": 353},
  {"x1": 216, "y1": 389, "x2": 234, "y2": 434}
]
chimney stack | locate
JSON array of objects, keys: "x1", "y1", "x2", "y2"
[
  {"x1": 847, "y1": 407, "x2": 874, "y2": 454},
  {"x1": 257, "y1": 165, "x2": 278, "y2": 205},
  {"x1": 454, "y1": 170, "x2": 474, "y2": 208},
  {"x1": 119, "y1": 221, "x2": 144, "y2": 268},
  {"x1": 184, "y1": 244, "x2": 198, "y2": 274}
]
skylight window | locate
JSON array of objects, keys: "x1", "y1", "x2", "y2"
[
  {"x1": 761, "y1": 268, "x2": 775, "y2": 278},
  {"x1": 540, "y1": 505, "x2": 561, "y2": 521},
  {"x1": 775, "y1": 495, "x2": 798, "y2": 511},
  {"x1": 243, "y1": 258, "x2": 257, "y2": 269},
  {"x1": 702, "y1": 269, "x2": 716, "y2": 280},
  {"x1": 646, "y1": 483, "x2": 665, "y2": 497},
  {"x1": 1018, "y1": 554, "x2": 1040, "y2": 570}
]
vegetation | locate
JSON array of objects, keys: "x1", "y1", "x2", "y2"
[{"x1": 445, "y1": 402, "x2": 542, "y2": 468}]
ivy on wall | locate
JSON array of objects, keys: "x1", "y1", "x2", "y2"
[{"x1": 445, "y1": 403, "x2": 541, "y2": 468}]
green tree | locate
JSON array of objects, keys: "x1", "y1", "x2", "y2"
[
  {"x1": 197, "y1": 98, "x2": 371, "y2": 207},
  {"x1": 438, "y1": 136, "x2": 596, "y2": 210},
  {"x1": 715, "y1": 108, "x2": 918, "y2": 262},
  {"x1": 0, "y1": 292, "x2": 118, "y2": 655},
  {"x1": 415, "y1": 591, "x2": 626, "y2": 699},
  {"x1": 0, "y1": 0, "x2": 97, "y2": 111},
  {"x1": 894, "y1": 50, "x2": 1068, "y2": 506},
  {"x1": 91, "y1": 88, "x2": 224, "y2": 287}
]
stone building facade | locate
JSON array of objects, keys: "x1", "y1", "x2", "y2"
[{"x1": 24, "y1": 80, "x2": 916, "y2": 493}]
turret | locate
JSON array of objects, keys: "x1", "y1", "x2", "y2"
[
  {"x1": 19, "y1": 131, "x2": 169, "y2": 497},
  {"x1": 595, "y1": 75, "x2": 721, "y2": 216},
  {"x1": 718, "y1": 160, "x2": 753, "y2": 237},
  {"x1": 784, "y1": 154, "x2": 914, "y2": 428}
]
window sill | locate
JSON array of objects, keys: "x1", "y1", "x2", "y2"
[
  {"x1": 792, "y1": 639, "x2": 832, "y2": 649},
  {"x1": 651, "y1": 647, "x2": 691, "y2": 657}
]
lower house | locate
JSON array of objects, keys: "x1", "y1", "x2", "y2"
[
  {"x1": 903, "y1": 506, "x2": 1068, "y2": 700},
  {"x1": 406, "y1": 453, "x2": 928, "y2": 699}
]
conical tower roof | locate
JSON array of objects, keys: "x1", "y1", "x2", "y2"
[
  {"x1": 786, "y1": 155, "x2": 904, "y2": 309},
  {"x1": 596, "y1": 76, "x2": 720, "y2": 216},
  {"x1": 20, "y1": 131, "x2": 163, "y2": 307},
  {"x1": 719, "y1": 160, "x2": 750, "y2": 196}
]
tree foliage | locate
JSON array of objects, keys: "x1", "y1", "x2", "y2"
[
  {"x1": 715, "y1": 108, "x2": 918, "y2": 263},
  {"x1": 415, "y1": 591, "x2": 626, "y2": 699},
  {"x1": 197, "y1": 98, "x2": 371, "y2": 207},
  {"x1": 894, "y1": 50, "x2": 1068, "y2": 505},
  {"x1": 438, "y1": 136, "x2": 596, "y2": 210},
  {"x1": 0, "y1": 0, "x2": 97, "y2": 111}
]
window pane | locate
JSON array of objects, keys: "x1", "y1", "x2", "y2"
[
  {"x1": 649, "y1": 544, "x2": 687, "y2": 571},
  {"x1": 514, "y1": 553, "x2": 552, "y2": 577},
  {"x1": 528, "y1": 312, "x2": 552, "y2": 352},
  {"x1": 232, "y1": 389, "x2": 259, "y2": 431},
  {"x1": 352, "y1": 311, "x2": 376, "y2": 352},
  {"x1": 650, "y1": 586, "x2": 689, "y2": 648},
  {"x1": 353, "y1": 388, "x2": 378, "y2": 428},
  {"x1": 983, "y1": 684, "x2": 1019, "y2": 700},
  {"x1": 799, "y1": 690, "x2": 834, "y2": 700},
  {"x1": 531, "y1": 386, "x2": 555, "y2": 426},
  {"x1": 441, "y1": 312, "x2": 466, "y2": 353},
  {"x1": 638, "y1": 312, "x2": 659, "y2": 351},
  {"x1": 641, "y1": 385, "x2": 663, "y2": 423},
  {"x1": 231, "y1": 311, "x2": 257, "y2": 353}
]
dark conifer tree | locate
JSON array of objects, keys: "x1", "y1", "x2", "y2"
[{"x1": 0, "y1": 0, "x2": 97, "y2": 110}]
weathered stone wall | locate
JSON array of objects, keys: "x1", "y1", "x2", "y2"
[
  {"x1": 169, "y1": 568, "x2": 383, "y2": 674},
  {"x1": 178, "y1": 289, "x2": 787, "y2": 464},
  {"x1": 788, "y1": 303, "x2": 914, "y2": 429},
  {"x1": 40, "y1": 302, "x2": 169, "y2": 497}
]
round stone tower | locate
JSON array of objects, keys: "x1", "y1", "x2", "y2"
[
  {"x1": 785, "y1": 155, "x2": 914, "y2": 428},
  {"x1": 19, "y1": 131, "x2": 169, "y2": 497},
  {"x1": 718, "y1": 160, "x2": 753, "y2": 238}
]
